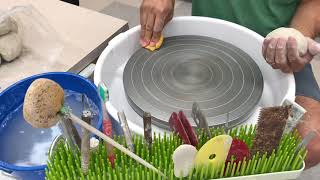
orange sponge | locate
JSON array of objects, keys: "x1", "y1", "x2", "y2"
[{"x1": 144, "y1": 35, "x2": 164, "y2": 52}]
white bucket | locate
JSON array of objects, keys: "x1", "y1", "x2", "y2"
[{"x1": 94, "y1": 16, "x2": 295, "y2": 136}]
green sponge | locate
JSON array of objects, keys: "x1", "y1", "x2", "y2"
[{"x1": 46, "y1": 125, "x2": 306, "y2": 180}]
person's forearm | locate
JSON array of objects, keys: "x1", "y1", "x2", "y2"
[{"x1": 290, "y1": 0, "x2": 320, "y2": 38}]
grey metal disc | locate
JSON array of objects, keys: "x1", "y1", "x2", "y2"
[{"x1": 123, "y1": 35, "x2": 263, "y2": 129}]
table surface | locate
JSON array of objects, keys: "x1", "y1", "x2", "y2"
[{"x1": 0, "y1": 0, "x2": 128, "y2": 92}]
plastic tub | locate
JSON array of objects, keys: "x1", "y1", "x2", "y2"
[
  {"x1": 0, "y1": 72, "x2": 103, "y2": 180},
  {"x1": 94, "y1": 16, "x2": 295, "y2": 135}
]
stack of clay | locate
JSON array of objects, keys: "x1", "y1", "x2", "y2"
[{"x1": 0, "y1": 16, "x2": 22, "y2": 65}]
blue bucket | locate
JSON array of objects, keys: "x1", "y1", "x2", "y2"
[{"x1": 0, "y1": 72, "x2": 103, "y2": 180}]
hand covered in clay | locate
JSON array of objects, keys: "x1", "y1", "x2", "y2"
[
  {"x1": 263, "y1": 37, "x2": 320, "y2": 73},
  {"x1": 140, "y1": 0, "x2": 174, "y2": 47},
  {"x1": 262, "y1": 28, "x2": 320, "y2": 73}
]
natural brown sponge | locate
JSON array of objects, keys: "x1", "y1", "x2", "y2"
[
  {"x1": 251, "y1": 106, "x2": 292, "y2": 156},
  {"x1": 23, "y1": 78, "x2": 64, "y2": 128}
]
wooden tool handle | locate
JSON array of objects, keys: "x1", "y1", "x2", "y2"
[{"x1": 68, "y1": 113, "x2": 166, "y2": 178}]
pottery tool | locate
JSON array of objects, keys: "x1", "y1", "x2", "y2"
[
  {"x1": 98, "y1": 82, "x2": 115, "y2": 165},
  {"x1": 178, "y1": 110, "x2": 198, "y2": 147},
  {"x1": 58, "y1": 116, "x2": 81, "y2": 151},
  {"x1": 169, "y1": 112, "x2": 191, "y2": 144},
  {"x1": 224, "y1": 112, "x2": 230, "y2": 134},
  {"x1": 46, "y1": 124, "x2": 306, "y2": 179},
  {"x1": 80, "y1": 94, "x2": 91, "y2": 174},
  {"x1": 118, "y1": 111, "x2": 135, "y2": 152},
  {"x1": 22, "y1": 78, "x2": 166, "y2": 178},
  {"x1": 169, "y1": 111, "x2": 198, "y2": 147},
  {"x1": 192, "y1": 102, "x2": 212, "y2": 138},
  {"x1": 251, "y1": 106, "x2": 292, "y2": 156},
  {"x1": 143, "y1": 112, "x2": 152, "y2": 148},
  {"x1": 282, "y1": 99, "x2": 306, "y2": 134},
  {"x1": 80, "y1": 110, "x2": 92, "y2": 174},
  {"x1": 172, "y1": 144, "x2": 198, "y2": 178}
]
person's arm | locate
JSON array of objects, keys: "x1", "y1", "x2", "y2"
[
  {"x1": 262, "y1": 0, "x2": 320, "y2": 73},
  {"x1": 290, "y1": 0, "x2": 320, "y2": 38}
]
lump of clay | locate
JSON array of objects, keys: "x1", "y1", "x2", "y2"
[
  {"x1": 172, "y1": 144, "x2": 198, "y2": 178},
  {"x1": 0, "y1": 17, "x2": 18, "y2": 36},
  {"x1": 0, "y1": 32, "x2": 22, "y2": 61},
  {"x1": 23, "y1": 78, "x2": 65, "y2": 128},
  {"x1": 266, "y1": 27, "x2": 308, "y2": 55}
]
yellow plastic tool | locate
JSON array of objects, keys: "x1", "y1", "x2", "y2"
[{"x1": 194, "y1": 135, "x2": 233, "y2": 169}]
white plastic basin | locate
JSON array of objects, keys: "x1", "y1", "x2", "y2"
[{"x1": 94, "y1": 16, "x2": 295, "y2": 136}]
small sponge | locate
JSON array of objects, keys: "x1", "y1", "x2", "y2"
[{"x1": 144, "y1": 35, "x2": 164, "y2": 52}]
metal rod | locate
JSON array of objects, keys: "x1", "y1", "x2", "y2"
[
  {"x1": 118, "y1": 111, "x2": 135, "y2": 153},
  {"x1": 143, "y1": 112, "x2": 152, "y2": 149},
  {"x1": 81, "y1": 110, "x2": 92, "y2": 174}
]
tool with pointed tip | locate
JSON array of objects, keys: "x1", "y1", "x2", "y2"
[
  {"x1": 225, "y1": 113, "x2": 229, "y2": 134},
  {"x1": 22, "y1": 78, "x2": 166, "y2": 178},
  {"x1": 143, "y1": 112, "x2": 152, "y2": 149},
  {"x1": 80, "y1": 109, "x2": 92, "y2": 174},
  {"x1": 191, "y1": 102, "x2": 212, "y2": 138},
  {"x1": 118, "y1": 111, "x2": 135, "y2": 152}
]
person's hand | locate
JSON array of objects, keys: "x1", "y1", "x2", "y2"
[
  {"x1": 262, "y1": 37, "x2": 320, "y2": 73},
  {"x1": 140, "y1": 0, "x2": 174, "y2": 47}
]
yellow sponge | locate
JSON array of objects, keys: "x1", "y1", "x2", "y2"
[{"x1": 145, "y1": 35, "x2": 164, "y2": 52}]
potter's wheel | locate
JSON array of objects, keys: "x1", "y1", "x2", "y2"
[{"x1": 123, "y1": 35, "x2": 264, "y2": 129}]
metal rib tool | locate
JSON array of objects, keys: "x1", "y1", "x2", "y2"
[
  {"x1": 118, "y1": 111, "x2": 135, "y2": 152},
  {"x1": 192, "y1": 102, "x2": 212, "y2": 138}
]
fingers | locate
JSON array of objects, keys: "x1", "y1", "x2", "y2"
[
  {"x1": 265, "y1": 38, "x2": 278, "y2": 68},
  {"x1": 140, "y1": 2, "x2": 157, "y2": 47},
  {"x1": 262, "y1": 38, "x2": 271, "y2": 59},
  {"x1": 150, "y1": 15, "x2": 165, "y2": 46},
  {"x1": 140, "y1": 3, "x2": 149, "y2": 46},
  {"x1": 287, "y1": 37, "x2": 306, "y2": 72},
  {"x1": 307, "y1": 37, "x2": 320, "y2": 56},
  {"x1": 275, "y1": 38, "x2": 291, "y2": 73},
  {"x1": 144, "y1": 13, "x2": 156, "y2": 45}
]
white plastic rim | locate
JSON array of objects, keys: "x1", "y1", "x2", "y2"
[{"x1": 94, "y1": 16, "x2": 296, "y2": 136}]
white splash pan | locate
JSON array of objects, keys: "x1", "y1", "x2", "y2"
[
  {"x1": 95, "y1": 16, "x2": 295, "y2": 134},
  {"x1": 94, "y1": 16, "x2": 301, "y2": 180}
]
